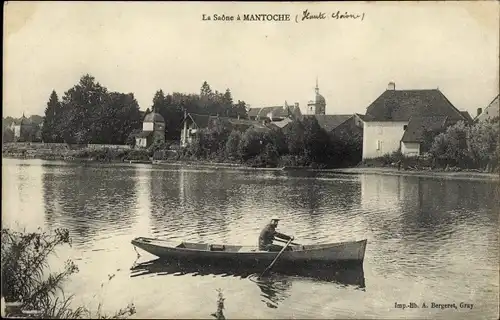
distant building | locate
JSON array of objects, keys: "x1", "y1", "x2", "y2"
[
  {"x1": 180, "y1": 113, "x2": 276, "y2": 147},
  {"x1": 247, "y1": 101, "x2": 301, "y2": 122},
  {"x1": 304, "y1": 114, "x2": 364, "y2": 138},
  {"x1": 361, "y1": 82, "x2": 471, "y2": 159},
  {"x1": 135, "y1": 109, "x2": 165, "y2": 148},
  {"x1": 475, "y1": 94, "x2": 499, "y2": 122},
  {"x1": 306, "y1": 78, "x2": 326, "y2": 115},
  {"x1": 10, "y1": 114, "x2": 34, "y2": 142}
]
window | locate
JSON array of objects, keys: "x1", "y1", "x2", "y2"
[{"x1": 376, "y1": 140, "x2": 381, "y2": 150}]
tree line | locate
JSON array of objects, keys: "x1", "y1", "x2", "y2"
[{"x1": 40, "y1": 74, "x2": 248, "y2": 144}]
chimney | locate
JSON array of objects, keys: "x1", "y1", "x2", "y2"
[
  {"x1": 477, "y1": 108, "x2": 482, "y2": 117},
  {"x1": 387, "y1": 81, "x2": 396, "y2": 90}
]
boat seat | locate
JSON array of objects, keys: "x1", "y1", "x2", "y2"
[{"x1": 209, "y1": 244, "x2": 226, "y2": 251}]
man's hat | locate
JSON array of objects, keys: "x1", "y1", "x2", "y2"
[{"x1": 270, "y1": 217, "x2": 280, "y2": 222}]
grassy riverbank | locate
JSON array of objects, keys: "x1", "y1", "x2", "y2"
[
  {"x1": 2, "y1": 142, "x2": 150, "y2": 163},
  {"x1": 153, "y1": 160, "x2": 499, "y2": 181},
  {"x1": 326, "y1": 167, "x2": 499, "y2": 181}
]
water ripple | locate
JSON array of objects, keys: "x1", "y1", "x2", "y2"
[{"x1": 3, "y1": 159, "x2": 499, "y2": 319}]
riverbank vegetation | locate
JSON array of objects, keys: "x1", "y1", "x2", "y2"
[
  {"x1": 1, "y1": 228, "x2": 136, "y2": 319},
  {"x1": 177, "y1": 116, "x2": 362, "y2": 168},
  {"x1": 362, "y1": 117, "x2": 500, "y2": 173}
]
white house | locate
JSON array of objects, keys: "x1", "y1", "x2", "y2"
[
  {"x1": 361, "y1": 82, "x2": 470, "y2": 159},
  {"x1": 475, "y1": 94, "x2": 499, "y2": 122}
]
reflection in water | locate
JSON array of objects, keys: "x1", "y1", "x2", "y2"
[
  {"x1": 360, "y1": 173, "x2": 499, "y2": 285},
  {"x1": 247, "y1": 273, "x2": 292, "y2": 309},
  {"x1": 149, "y1": 168, "x2": 249, "y2": 243},
  {"x1": 3, "y1": 160, "x2": 46, "y2": 229},
  {"x1": 130, "y1": 257, "x2": 365, "y2": 309},
  {"x1": 42, "y1": 163, "x2": 139, "y2": 246}
]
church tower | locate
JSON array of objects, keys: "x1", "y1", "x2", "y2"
[{"x1": 307, "y1": 77, "x2": 326, "y2": 115}]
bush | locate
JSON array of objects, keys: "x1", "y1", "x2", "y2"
[
  {"x1": 429, "y1": 120, "x2": 499, "y2": 171},
  {"x1": 72, "y1": 148, "x2": 131, "y2": 162},
  {"x1": 225, "y1": 131, "x2": 242, "y2": 160},
  {"x1": 123, "y1": 149, "x2": 150, "y2": 161},
  {"x1": 362, "y1": 150, "x2": 404, "y2": 167},
  {"x1": 466, "y1": 120, "x2": 499, "y2": 171},
  {"x1": 430, "y1": 121, "x2": 470, "y2": 167},
  {"x1": 1, "y1": 228, "x2": 135, "y2": 319}
]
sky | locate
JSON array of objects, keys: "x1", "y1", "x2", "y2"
[{"x1": 3, "y1": 1, "x2": 499, "y2": 118}]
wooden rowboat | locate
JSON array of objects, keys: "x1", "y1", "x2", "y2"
[{"x1": 131, "y1": 237, "x2": 367, "y2": 266}]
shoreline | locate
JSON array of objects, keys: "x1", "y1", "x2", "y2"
[
  {"x1": 3, "y1": 155, "x2": 498, "y2": 181},
  {"x1": 325, "y1": 167, "x2": 499, "y2": 181}
]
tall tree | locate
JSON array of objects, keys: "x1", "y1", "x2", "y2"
[
  {"x1": 302, "y1": 117, "x2": 330, "y2": 164},
  {"x1": 102, "y1": 92, "x2": 142, "y2": 144},
  {"x1": 152, "y1": 89, "x2": 166, "y2": 113},
  {"x1": 284, "y1": 120, "x2": 305, "y2": 156},
  {"x1": 59, "y1": 74, "x2": 108, "y2": 144},
  {"x1": 222, "y1": 89, "x2": 233, "y2": 117},
  {"x1": 41, "y1": 90, "x2": 62, "y2": 143},
  {"x1": 234, "y1": 100, "x2": 248, "y2": 119},
  {"x1": 200, "y1": 81, "x2": 213, "y2": 98}
]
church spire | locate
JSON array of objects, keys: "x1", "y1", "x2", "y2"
[{"x1": 315, "y1": 77, "x2": 319, "y2": 94}]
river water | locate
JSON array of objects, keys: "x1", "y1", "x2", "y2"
[{"x1": 2, "y1": 158, "x2": 499, "y2": 319}]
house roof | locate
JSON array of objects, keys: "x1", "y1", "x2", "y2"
[
  {"x1": 401, "y1": 115, "x2": 448, "y2": 143},
  {"x1": 305, "y1": 114, "x2": 354, "y2": 132},
  {"x1": 355, "y1": 113, "x2": 373, "y2": 122},
  {"x1": 248, "y1": 106, "x2": 291, "y2": 119},
  {"x1": 144, "y1": 112, "x2": 165, "y2": 123},
  {"x1": 186, "y1": 113, "x2": 211, "y2": 128},
  {"x1": 364, "y1": 89, "x2": 466, "y2": 122},
  {"x1": 182, "y1": 113, "x2": 274, "y2": 132},
  {"x1": 460, "y1": 111, "x2": 473, "y2": 123},
  {"x1": 12, "y1": 115, "x2": 33, "y2": 126},
  {"x1": 271, "y1": 117, "x2": 293, "y2": 129}
]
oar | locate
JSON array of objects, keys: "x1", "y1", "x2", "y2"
[
  {"x1": 258, "y1": 237, "x2": 294, "y2": 280},
  {"x1": 274, "y1": 238, "x2": 300, "y2": 246}
]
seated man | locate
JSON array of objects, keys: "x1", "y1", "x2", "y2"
[{"x1": 258, "y1": 218, "x2": 294, "y2": 251}]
